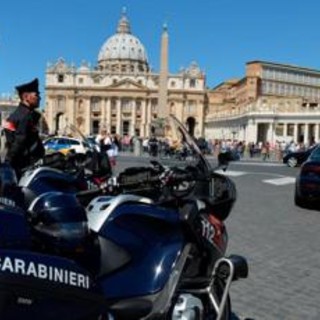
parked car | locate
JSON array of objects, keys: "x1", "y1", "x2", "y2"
[
  {"x1": 283, "y1": 144, "x2": 318, "y2": 167},
  {"x1": 295, "y1": 145, "x2": 320, "y2": 208},
  {"x1": 86, "y1": 135, "x2": 101, "y2": 152},
  {"x1": 43, "y1": 137, "x2": 90, "y2": 154}
]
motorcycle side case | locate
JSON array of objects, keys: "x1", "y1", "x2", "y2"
[
  {"x1": 19, "y1": 167, "x2": 79, "y2": 208},
  {"x1": 0, "y1": 249, "x2": 105, "y2": 320},
  {"x1": 0, "y1": 205, "x2": 31, "y2": 249}
]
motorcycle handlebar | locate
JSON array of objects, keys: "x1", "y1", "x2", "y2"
[{"x1": 76, "y1": 188, "x2": 103, "y2": 199}]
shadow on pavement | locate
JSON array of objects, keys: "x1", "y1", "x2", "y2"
[{"x1": 232, "y1": 312, "x2": 255, "y2": 320}]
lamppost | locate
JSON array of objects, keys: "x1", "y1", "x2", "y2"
[{"x1": 232, "y1": 127, "x2": 239, "y2": 141}]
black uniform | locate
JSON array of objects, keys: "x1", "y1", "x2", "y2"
[{"x1": 4, "y1": 103, "x2": 44, "y2": 177}]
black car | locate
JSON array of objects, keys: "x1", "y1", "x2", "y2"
[
  {"x1": 283, "y1": 144, "x2": 318, "y2": 167},
  {"x1": 295, "y1": 145, "x2": 320, "y2": 208}
]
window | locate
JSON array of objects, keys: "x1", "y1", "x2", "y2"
[
  {"x1": 57, "y1": 74, "x2": 64, "y2": 83},
  {"x1": 91, "y1": 97, "x2": 101, "y2": 112},
  {"x1": 92, "y1": 120, "x2": 100, "y2": 135},
  {"x1": 78, "y1": 78, "x2": 84, "y2": 84},
  {"x1": 122, "y1": 121, "x2": 130, "y2": 135},
  {"x1": 122, "y1": 99, "x2": 131, "y2": 112},
  {"x1": 287, "y1": 124, "x2": 294, "y2": 136},
  {"x1": 190, "y1": 79, "x2": 196, "y2": 88},
  {"x1": 69, "y1": 140, "x2": 80, "y2": 146},
  {"x1": 136, "y1": 100, "x2": 141, "y2": 112}
]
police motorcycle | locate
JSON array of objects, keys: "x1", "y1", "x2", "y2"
[
  {"x1": 0, "y1": 115, "x2": 248, "y2": 319},
  {"x1": 17, "y1": 125, "x2": 112, "y2": 208}
]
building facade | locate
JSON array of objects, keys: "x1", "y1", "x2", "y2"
[
  {"x1": 44, "y1": 11, "x2": 207, "y2": 138},
  {"x1": 0, "y1": 96, "x2": 19, "y2": 127},
  {"x1": 0, "y1": 96, "x2": 19, "y2": 151},
  {"x1": 206, "y1": 61, "x2": 320, "y2": 146}
]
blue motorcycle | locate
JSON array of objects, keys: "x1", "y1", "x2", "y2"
[{"x1": 0, "y1": 115, "x2": 248, "y2": 319}]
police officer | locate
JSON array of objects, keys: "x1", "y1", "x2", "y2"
[{"x1": 3, "y1": 78, "x2": 44, "y2": 178}]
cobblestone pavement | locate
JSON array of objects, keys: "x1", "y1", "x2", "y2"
[{"x1": 225, "y1": 170, "x2": 320, "y2": 320}]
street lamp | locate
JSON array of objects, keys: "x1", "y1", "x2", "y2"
[{"x1": 232, "y1": 127, "x2": 239, "y2": 141}]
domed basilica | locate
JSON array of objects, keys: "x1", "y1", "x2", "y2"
[{"x1": 44, "y1": 9, "x2": 207, "y2": 137}]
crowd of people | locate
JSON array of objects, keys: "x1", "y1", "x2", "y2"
[
  {"x1": 91, "y1": 131, "x2": 317, "y2": 164},
  {"x1": 2, "y1": 78, "x2": 316, "y2": 180}
]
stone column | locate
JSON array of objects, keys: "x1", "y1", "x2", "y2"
[
  {"x1": 246, "y1": 119, "x2": 257, "y2": 143},
  {"x1": 141, "y1": 99, "x2": 147, "y2": 137},
  {"x1": 48, "y1": 99, "x2": 54, "y2": 134},
  {"x1": 283, "y1": 123, "x2": 288, "y2": 139},
  {"x1": 84, "y1": 98, "x2": 91, "y2": 135},
  {"x1": 131, "y1": 100, "x2": 136, "y2": 136},
  {"x1": 147, "y1": 99, "x2": 152, "y2": 136},
  {"x1": 101, "y1": 98, "x2": 106, "y2": 129},
  {"x1": 106, "y1": 98, "x2": 111, "y2": 133},
  {"x1": 116, "y1": 99, "x2": 121, "y2": 135},
  {"x1": 304, "y1": 123, "x2": 309, "y2": 145},
  {"x1": 315, "y1": 124, "x2": 320, "y2": 143},
  {"x1": 293, "y1": 123, "x2": 298, "y2": 143},
  {"x1": 197, "y1": 100, "x2": 204, "y2": 137},
  {"x1": 267, "y1": 122, "x2": 275, "y2": 144}
]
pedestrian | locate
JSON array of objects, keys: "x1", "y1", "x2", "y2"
[
  {"x1": 148, "y1": 135, "x2": 158, "y2": 157},
  {"x1": 95, "y1": 128, "x2": 107, "y2": 152},
  {"x1": 3, "y1": 78, "x2": 44, "y2": 178},
  {"x1": 261, "y1": 142, "x2": 270, "y2": 161}
]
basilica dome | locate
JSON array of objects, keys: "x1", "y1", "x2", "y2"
[{"x1": 97, "y1": 11, "x2": 149, "y2": 73}]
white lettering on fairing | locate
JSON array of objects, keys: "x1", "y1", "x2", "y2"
[{"x1": 0, "y1": 256, "x2": 90, "y2": 289}]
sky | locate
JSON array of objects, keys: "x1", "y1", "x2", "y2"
[{"x1": 1, "y1": 0, "x2": 320, "y2": 102}]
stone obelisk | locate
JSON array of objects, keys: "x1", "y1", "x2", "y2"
[{"x1": 158, "y1": 24, "x2": 169, "y2": 118}]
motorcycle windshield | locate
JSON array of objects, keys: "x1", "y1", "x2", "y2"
[
  {"x1": 149, "y1": 115, "x2": 211, "y2": 175},
  {"x1": 67, "y1": 124, "x2": 99, "y2": 153}
]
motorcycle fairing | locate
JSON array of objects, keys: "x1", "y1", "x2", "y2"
[
  {"x1": 105, "y1": 244, "x2": 192, "y2": 320},
  {"x1": 96, "y1": 202, "x2": 185, "y2": 299},
  {"x1": 87, "y1": 194, "x2": 153, "y2": 232},
  {"x1": 0, "y1": 249, "x2": 104, "y2": 320}
]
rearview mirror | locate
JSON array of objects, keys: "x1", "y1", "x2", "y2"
[{"x1": 218, "y1": 152, "x2": 229, "y2": 171}]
